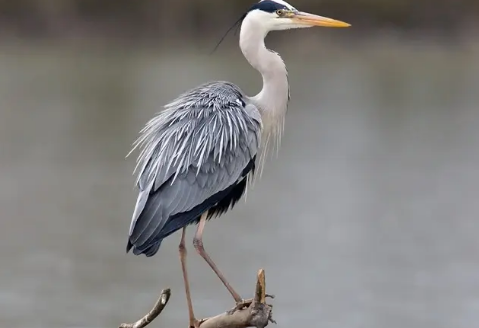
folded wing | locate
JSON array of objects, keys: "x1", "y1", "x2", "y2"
[{"x1": 127, "y1": 81, "x2": 262, "y2": 256}]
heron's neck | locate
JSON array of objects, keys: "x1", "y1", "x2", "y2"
[{"x1": 239, "y1": 21, "x2": 289, "y2": 133}]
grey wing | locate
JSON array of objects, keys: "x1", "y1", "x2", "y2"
[{"x1": 126, "y1": 81, "x2": 262, "y2": 256}]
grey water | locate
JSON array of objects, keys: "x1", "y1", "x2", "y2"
[{"x1": 1, "y1": 41, "x2": 479, "y2": 328}]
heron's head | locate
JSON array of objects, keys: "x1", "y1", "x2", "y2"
[{"x1": 244, "y1": 0, "x2": 350, "y2": 31}]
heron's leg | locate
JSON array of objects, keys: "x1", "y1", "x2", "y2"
[
  {"x1": 179, "y1": 227, "x2": 199, "y2": 328},
  {"x1": 193, "y1": 212, "x2": 243, "y2": 303}
]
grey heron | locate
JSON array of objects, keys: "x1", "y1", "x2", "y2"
[{"x1": 126, "y1": 0, "x2": 349, "y2": 326}]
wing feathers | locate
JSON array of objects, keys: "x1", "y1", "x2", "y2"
[{"x1": 127, "y1": 81, "x2": 262, "y2": 256}]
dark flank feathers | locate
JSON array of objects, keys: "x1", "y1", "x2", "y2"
[{"x1": 126, "y1": 156, "x2": 256, "y2": 257}]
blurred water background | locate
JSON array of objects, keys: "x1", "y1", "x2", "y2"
[{"x1": 1, "y1": 1, "x2": 479, "y2": 328}]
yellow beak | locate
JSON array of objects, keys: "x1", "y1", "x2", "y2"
[{"x1": 291, "y1": 12, "x2": 351, "y2": 28}]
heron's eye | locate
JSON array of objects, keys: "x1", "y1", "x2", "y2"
[{"x1": 275, "y1": 9, "x2": 285, "y2": 17}]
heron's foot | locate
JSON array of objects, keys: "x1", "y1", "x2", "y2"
[
  {"x1": 232, "y1": 299, "x2": 252, "y2": 312},
  {"x1": 189, "y1": 318, "x2": 202, "y2": 328},
  {"x1": 228, "y1": 294, "x2": 275, "y2": 314}
]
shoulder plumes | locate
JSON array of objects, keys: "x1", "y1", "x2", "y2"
[{"x1": 128, "y1": 82, "x2": 261, "y2": 191}]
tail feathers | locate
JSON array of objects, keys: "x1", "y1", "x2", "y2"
[
  {"x1": 126, "y1": 238, "x2": 162, "y2": 257},
  {"x1": 126, "y1": 239, "x2": 133, "y2": 253}
]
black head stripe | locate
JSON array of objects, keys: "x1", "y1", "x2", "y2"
[
  {"x1": 247, "y1": 0, "x2": 288, "y2": 13},
  {"x1": 210, "y1": 0, "x2": 290, "y2": 54}
]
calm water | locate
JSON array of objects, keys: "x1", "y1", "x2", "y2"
[{"x1": 1, "y1": 41, "x2": 479, "y2": 328}]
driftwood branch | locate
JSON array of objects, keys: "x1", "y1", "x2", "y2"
[
  {"x1": 119, "y1": 269, "x2": 275, "y2": 328},
  {"x1": 119, "y1": 289, "x2": 171, "y2": 328}
]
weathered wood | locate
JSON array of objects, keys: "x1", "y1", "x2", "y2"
[{"x1": 119, "y1": 269, "x2": 275, "y2": 328}]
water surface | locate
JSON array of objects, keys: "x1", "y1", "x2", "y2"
[{"x1": 1, "y1": 42, "x2": 479, "y2": 328}]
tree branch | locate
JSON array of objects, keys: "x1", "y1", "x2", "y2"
[
  {"x1": 119, "y1": 269, "x2": 275, "y2": 328},
  {"x1": 119, "y1": 289, "x2": 171, "y2": 328}
]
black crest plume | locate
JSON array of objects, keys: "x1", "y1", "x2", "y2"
[
  {"x1": 210, "y1": 1, "x2": 290, "y2": 54},
  {"x1": 210, "y1": 13, "x2": 246, "y2": 54}
]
